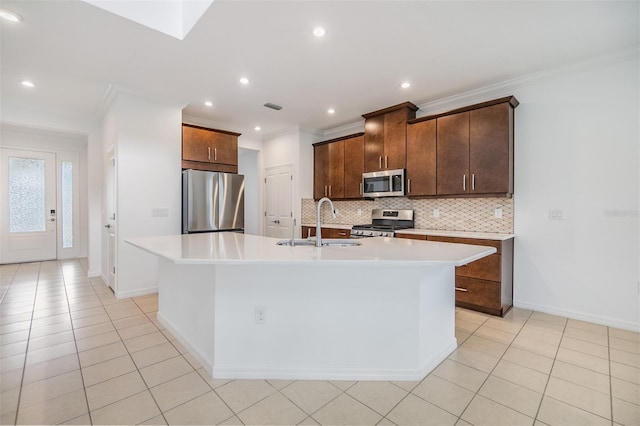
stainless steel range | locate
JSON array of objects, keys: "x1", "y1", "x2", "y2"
[{"x1": 350, "y1": 209, "x2": 414, "y2": 238}]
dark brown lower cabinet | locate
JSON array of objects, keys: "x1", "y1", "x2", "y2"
[
  {"x1": 301, "y1": 226, "x2": 350, "y2": 239},
  {"x1": 395, "y1": 233, "x2": 514, "y2": 316}
]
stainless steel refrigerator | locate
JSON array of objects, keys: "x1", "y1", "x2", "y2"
[{"x1": 182, "y1": 169, "x2": 245, "y2": 234}]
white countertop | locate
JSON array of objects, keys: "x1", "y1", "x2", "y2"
[
  {"x1": 395, "y1": 229, "x2": 515, "y2": 241},
  {"x1": 127, "y1": 232, "x2": 496, "y2": 266}
]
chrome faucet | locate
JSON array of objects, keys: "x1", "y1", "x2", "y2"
[{"x1": 316, "y1": 197, "x2": 336, "y2": 247}]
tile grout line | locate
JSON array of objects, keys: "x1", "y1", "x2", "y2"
[
  {"x1": 12, "y1": 261, "x2": 42, "y2": 426},
  {"x1": 60, "y1": 259, "x2": 95, "y2": 425},
  {"x1": 530, "y1": 313, "x2": 568, "y2": 423}
]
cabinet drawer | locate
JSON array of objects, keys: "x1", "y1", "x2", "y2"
[
  {"x1": 426, "y1": 236, "x2": 501, "y2": 254},
  {"x1": 395, "y1": 233, "x2": 427, "y2": 241},
  {"x1": 455, "y1": 276, "x2": 501, "y2": 310},
  {"x1": 456, "y1": 254, "x2": 501, "y2": 282}
]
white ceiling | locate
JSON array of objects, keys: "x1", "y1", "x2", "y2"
[{"x1": 1, "y1": 1, "x2": 638, "y2": 138}]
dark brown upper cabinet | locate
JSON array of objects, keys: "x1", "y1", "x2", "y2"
[
  {"x1": 313, "y1": 133, "x2": 364, "y2": 200},
  {"x1": 411, "y1": 96, "x2": 518, "y2": 197},
  {"x1": 406, "y1": 118, "x2": 437, "y2": 196},
  {"x1": 314, "y1": 140, "x2": 345, "y2": 200},
  {"x1": 182, "y1": 124, "x2": 240, "y2": 173},
  {"x1": 343, "y1": 134, "x2": 365, "y2": 198},
  {"x1": 362, "y1": 102, "x2": 418, "y2": 172}
]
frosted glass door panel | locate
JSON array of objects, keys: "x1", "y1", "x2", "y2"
[
  {"x1": 61, "y1": 161, "x2": 73, "y2": 248},
  {"x1": 0, "y1": 149, "x2": 57, "y2": 264},
  {"x1": 9, "y1": 157, "x2": 46, "y2": 233}
]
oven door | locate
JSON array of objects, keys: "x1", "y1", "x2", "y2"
[{"x1": 362, "y1": 169, "x2": 405, "y2": 197}]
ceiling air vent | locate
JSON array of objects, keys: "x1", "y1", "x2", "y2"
[{"x1": 264, "y1": 102, "x2": 284, "y2": 111}]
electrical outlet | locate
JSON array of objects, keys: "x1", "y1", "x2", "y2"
[
  {"x1": 254, "y1": 306, "x2": 266, "y2": 324},
  {"x1": 494, "y1": 208, "x2": 503, "y2": 219},
  {"x1": 357, "y1": 208, "x2": 362, "y2": 216},
  {"x1": 433, "y1": 208, "x2": 440, "y2": 218},
  {"x1": 334, "y1": 209, "x2": 339, "y2": 216}
]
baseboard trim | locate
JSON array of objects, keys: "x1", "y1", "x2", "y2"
[
  {"x1": 115, "y1": 286, "x2": 158, "y2": 299},
  {"x1": 87, "y1": 270, "x2": 101, "y2": 278},
  {"x1": 157, "y1": 311, "x2": 213, "y2": 375},
  {"x1": 514, "y1": 300, "x2": 640, "y2": 332}
]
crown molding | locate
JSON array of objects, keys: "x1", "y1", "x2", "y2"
[
  {"x1": 322, "y1": 120, "x2": 365, "y2": 140},
  {"x1": 414, "y1": 46, "x2": 640, "y2": 117},
  {"x1": 97, "y1": 84, "x2": 188, "y2": 121}
]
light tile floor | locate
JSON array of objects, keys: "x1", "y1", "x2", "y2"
[{"x1": 1, "y1": 259, "x2": 639, "y2": 425}]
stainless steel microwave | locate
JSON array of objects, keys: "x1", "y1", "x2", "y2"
[{"x1": 362, "y1": 169, "x2": 405, "y2": 198}]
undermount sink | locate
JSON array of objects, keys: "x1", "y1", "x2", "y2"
[{"x1": 276, "y1": 239, "x2": 361, "y2": 247}]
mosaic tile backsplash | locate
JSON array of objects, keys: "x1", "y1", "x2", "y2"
[{"x1": 302, "y1": 197, "x2": 514, "y2": 234}]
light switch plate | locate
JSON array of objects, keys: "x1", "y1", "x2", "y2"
[
  {"x1": 494, "y1": 208, "x2": 503, "y2": 219},
  {"x1": 433, "y1": 208, "x2": 440, "y2": 218},
  {"x1": 549, "y1": 209, "x2": 564, "y2": 220}
]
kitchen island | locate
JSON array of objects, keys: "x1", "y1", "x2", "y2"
[{"x1": 127, "y1": 232, "x2": 495, "y2": 381}]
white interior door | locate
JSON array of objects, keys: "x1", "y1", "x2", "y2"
[
  {"x1": 264, "y1": 165, "x2": 293, "y2": 238},
  {"x1": 0, "y1": 148, "x2": 57, "y2": 264},
  {"x1": 104, "y1": 155, "x2": 116, "y2": 291}
]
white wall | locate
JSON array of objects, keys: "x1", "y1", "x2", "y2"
[
  {"x1": 511, "y1": 55, "x2": 639, "y2": 330},
  {"x1": 102, "y1": 91, "x2": 182, "y2": 298},
  {"x1": 238, "y1": 148, "x2": 260, "y2": 235}
]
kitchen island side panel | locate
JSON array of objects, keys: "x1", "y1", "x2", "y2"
[
  {"x1": 157, "y1": 259, "x2": 217, "y2": 373},
  {"x1": 211, "y1": 263, "x2": 455, "y2": 381}
]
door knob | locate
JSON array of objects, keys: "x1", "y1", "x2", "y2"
[{"x1": 104, "y1": 224, "x2": 112, "y2": 229}]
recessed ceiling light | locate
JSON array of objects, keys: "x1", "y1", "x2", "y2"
[
  {"x1": 0, "y1": 8, "x2": 23, "y2": 22},
  {"x1": 327, "y1": 108, "x2": 335, "y2": 114},
  {"x1": 21, "y1": 80, "x2": 35, "y2": 88},
  {"x1": 313, "y1": 27, "x2": 326, "y2": 37},
  {"x1": 204, "y1": 101, "x2": 213, "y2": 107},
  {"x1": 239, "y1": 77, "x2": 250, "y2": 85},
  {"x1": 401, "y1": 82, "x2": 411, "y2": 89},
  {"x1": 254, "y1": 126, "x2": 261, "y2": 131}
]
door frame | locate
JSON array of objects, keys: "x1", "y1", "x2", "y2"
[{"x1": 263, "y1": 164, "x2": 294, "y2": 238}]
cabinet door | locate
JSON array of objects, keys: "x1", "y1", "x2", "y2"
[
  {"x1": 406, "y1": 119, "x2": 436, "y2": 196},
  {"x1": 364, "y1": 115, "x2": 385, "y2": 172},
  {"x1": 470, "y1": 103, "x2": 511, "y2": 194},
  {"x1": 344, "y1": 135, "x2": 364, "y2": 198},
  {"x1": 327, "y1": 141, "x2": 344, "y2": 199},
  {"x1": 437, "y1": 112, "x2": 470, "y2": 195},
  {"x1": 383, "y1": 108, "x2": 408, "y2": 170},
  {"x1": 211, "y1": 132, "x2": 238, "y2": 166},
  {"x1": 314, "y1": 144, "x2": 329, "y2": 200},
  {"x1": 182, "y1": 125, "x2": 211, "y2": 163}
]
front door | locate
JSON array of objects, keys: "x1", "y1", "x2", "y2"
[
  {"x1": 264, "y1": 165, "x2": 293, "y2": 238},
  {"x1": 0, "y1": 149, "x2": 57, "y2": 264}
]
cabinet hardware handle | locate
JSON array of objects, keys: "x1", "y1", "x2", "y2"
[
  {"x1": 338, "y1": 232, "x2": 346, "y2": 236},
  {"x1": 463, "y1": 175, "x2": 466, "y2": 191},
  {"x1": 329, "y1": 185, "x2": 332, "y2": 197},
  {"x1": 385, "y1": 156, "x2": 388, "y2": 169},
  {"x1": 214, "y1": 148, "x2": 217, "y2": 161},
  {"x1": 455, "y1": 287, "x2": 468, "y2": 292},
  {"x1": 472, "y1": 174, "x2": 475, "y2": 191},
  {"x1": 379, "y1": 156, "x2": 382, "y2": 169},
  {"x1": 407, "y1": 178, "x2": 411, "y2": 194},
  {"x1": 324, "y1": 185, "x2": 327, "y2": 197},
  {"x1": 208, "y1": 146, "x2": 211, "y2": 161}
]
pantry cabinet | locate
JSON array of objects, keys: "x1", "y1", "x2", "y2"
[
  {"x1": 395, "y1": 233, "x2": 514, "y2": 316},
  {"x1": 182, "y1": 124, "x2": 240, "y2": 173},
  {"x1": 313, "y1": 133, "x2": 364, "y2": 200},
  {"x1": 362, "y1": 102, "x2": 418, "y2": 172}
]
